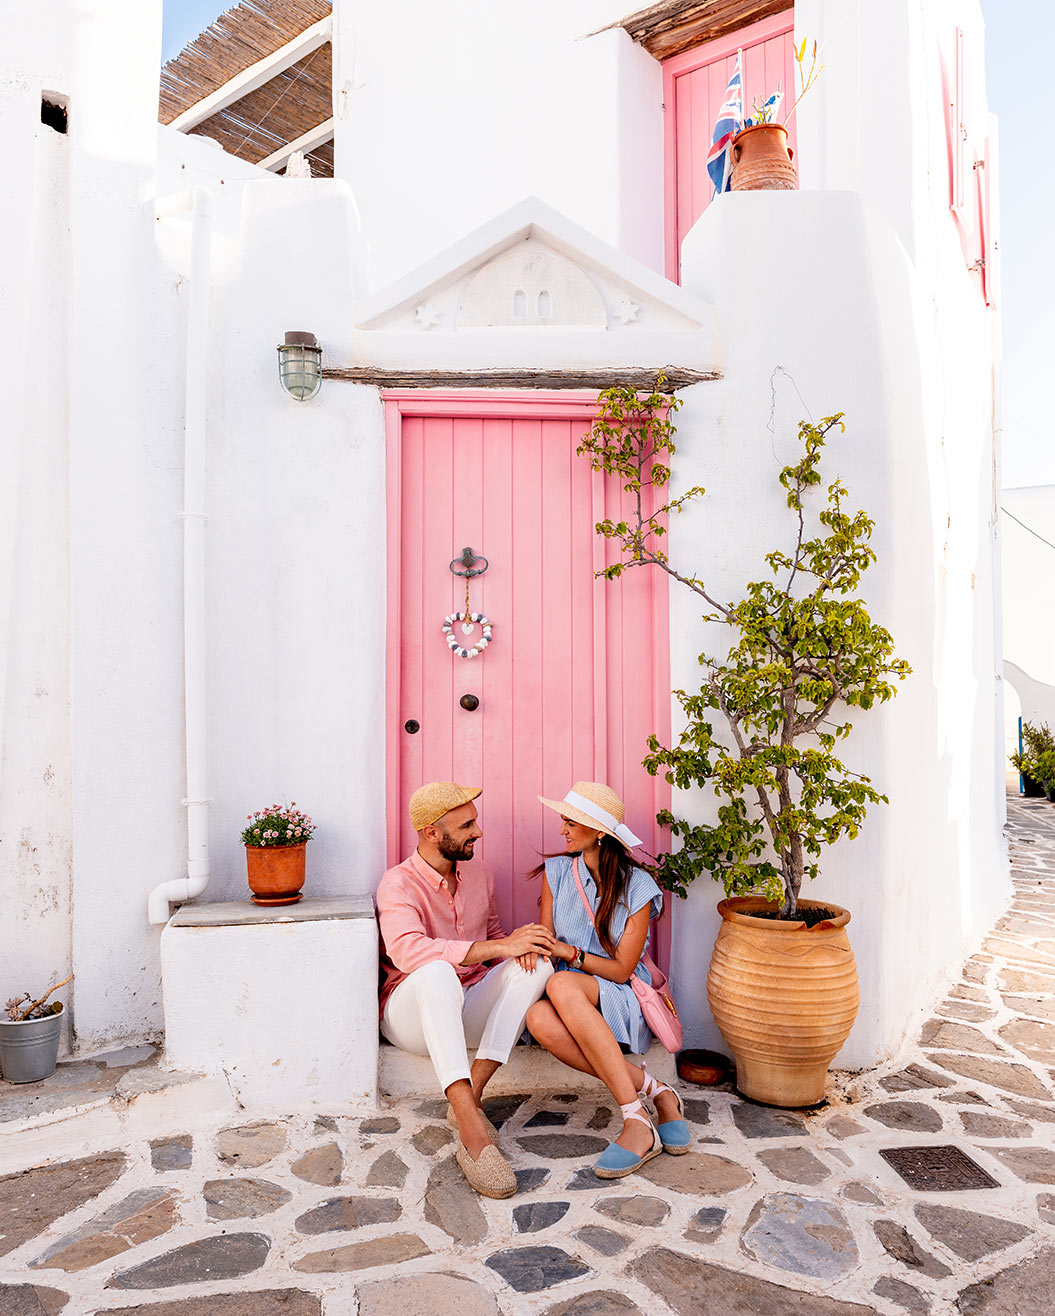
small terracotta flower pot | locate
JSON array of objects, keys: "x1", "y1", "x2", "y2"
[
  {"x1": 730, "y1": 123, "x2": 798, "y2": 192},
  {"x1": 245, "y1": 842, "x2": 306, "y2": 906}
]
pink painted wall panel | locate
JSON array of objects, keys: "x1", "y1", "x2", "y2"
[
  {"x1": 664, "y1": 11, "x2": 796, "y2": 281},
  {"x1": 390, "y1": 401, "x2": 671, "y2": 944}
]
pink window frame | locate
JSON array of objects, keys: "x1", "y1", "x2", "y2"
[{"x1": 662, "y1": 9, "x2": 796, "y2": 281}]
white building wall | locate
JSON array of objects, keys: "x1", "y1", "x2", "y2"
[
  {"x1": 671, "y1": 0, "x2": 1005, "y2": 1067},
  {"x1": 0, "y1": 12, "x2": 76, "y2": 1036},
  {"x1": 1, "y1": 0, "x2": 1006, "y2": 1068},
  {"x1": 331, "y1": 0, "x2": 665, "y2": 290},
  {"x1": 1001, "y1": 488, "x2": 1055, "y2": 687},
  {"x1": 1001, "y1": 488, "x2": 1055, "y2": 772},
  {"x1": 61, "y1": 1, "x2": 187, "y2": 1050}
]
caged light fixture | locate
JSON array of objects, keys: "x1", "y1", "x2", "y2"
[{"x1": 277, "y1": 330, "x2": 322, "y2": 401}]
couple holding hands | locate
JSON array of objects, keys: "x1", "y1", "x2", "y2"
[{"x1": 377, "y1": 779, "x2": 689, "y2": 1199}]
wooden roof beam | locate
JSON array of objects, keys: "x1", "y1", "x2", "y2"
[
  {"x1": 258, "y1": 117, "x2": 335, "y2": 171},
  {"x1": 168, "y1": 15, "x2": 332, "y2": 132}
]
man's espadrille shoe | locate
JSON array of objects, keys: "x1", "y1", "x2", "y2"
[
  {"x1": 455, "y1": 1142, "x2": 517, "y2": 1199},
  {"x1": 447, "y1": 1103, "x2": 500, "y2": 1146}
]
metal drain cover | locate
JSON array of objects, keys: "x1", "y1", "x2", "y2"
[{"x1": 879, "y1": 1144, "x2": 1000, "y2": 1191}]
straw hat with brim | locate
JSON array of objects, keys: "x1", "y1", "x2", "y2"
[
  {"x1": 538, "y1": 781, "x2": 642, "y2": 849},
  {"x1": 409, "y1": 781, "x2": 481, "y2": 831}
]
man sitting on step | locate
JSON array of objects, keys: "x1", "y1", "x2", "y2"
[{"x1": 377, "y1": 781, "x2": 555, "y2": 1199}]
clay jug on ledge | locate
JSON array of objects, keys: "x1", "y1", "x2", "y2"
[{"x1": 730, "y1": 123, "x2": 798, "y2": 192}]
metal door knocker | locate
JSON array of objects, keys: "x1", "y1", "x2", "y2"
[{"x1": 443, "y1": 546, "x2": 494, "y2": 659}]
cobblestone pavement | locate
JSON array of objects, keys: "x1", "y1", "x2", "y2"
[{"x1": 2, "y1": 797, "x2": 1055, "y2": 1315}]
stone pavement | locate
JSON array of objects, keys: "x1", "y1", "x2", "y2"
[{"x1": 2, "y1": 795, "x2": 1054, "y2": 1315}]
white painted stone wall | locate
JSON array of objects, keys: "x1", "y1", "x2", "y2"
[
  {"x1": 0, "y1": 8, "x2": 77, "y2": 1042},
  {"x1": 1001, "y1": 488, "x2": 1055, "y2": 689},
  {"x1": 1, "y1": 0, "x2": 1005, "y2": 1074},
  {"x1": 331, "y1": 0, "x2": 665, "y2": 289},
  {"x1": 671, "y1": 0, "x2": 1005, "y2": 1067},
  {"x1": 1001, "y1": 487, "x2": 1055, "y2": 782}
]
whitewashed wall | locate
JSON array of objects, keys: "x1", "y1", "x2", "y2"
[
  {"x1": 1001, "y1": 488, "x2": 1055, "y2": 688},
  {"x1": 331, "y1": 0, "x2": 665, "y2": 290},
  {"x1": 669, "y1": 0, "x2": 1006, "y2": 1067},
  {"x1": 0, "y1": 9, "x2": 77, "y2": 1039},
  {"x1": 1, "y1": 0, "x2": 1005, "y2": 1067},
  {"x1": 1001, "y1": 487, "x2": 1055, "y2": 774}
]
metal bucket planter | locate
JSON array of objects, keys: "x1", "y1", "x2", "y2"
[{"x1": 0, "y1": 1008, "x2": 63, "y2": 1083}]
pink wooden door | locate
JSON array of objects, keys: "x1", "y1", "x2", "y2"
[
  {"x1": 386, "y1": 394, "x2": 670, "y2": 947},
  {"x1": 664, "y1": 10, "x2": 797, "y2": 282}
]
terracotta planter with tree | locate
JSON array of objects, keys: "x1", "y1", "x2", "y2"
[{"x1": 577, "y1": 385, "x2": 910, "y2": 1107}]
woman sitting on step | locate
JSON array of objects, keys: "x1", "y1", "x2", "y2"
[{"x1": 526, "y1": 781, "x2": 690, "y2": 1178}]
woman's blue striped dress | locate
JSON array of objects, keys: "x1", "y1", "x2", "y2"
[{"x1": 544, "y1": 854, "x2": 664, "y2": 1054}]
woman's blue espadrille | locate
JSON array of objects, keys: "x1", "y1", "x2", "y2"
[{"x1": 593, "y1": 1099, "x2": 663, "y2": 1179}]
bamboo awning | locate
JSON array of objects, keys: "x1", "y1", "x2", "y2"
[
  {"x1": 613, "y1": 0, "x2": 793, "y2": 60},
  {"x1": 160, "y1": 0, "x2": 334, "y2": 177}
]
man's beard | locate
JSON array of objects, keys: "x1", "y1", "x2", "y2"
[{"x1": 437, "y1": 830, "x2": 476, "y2": 862}]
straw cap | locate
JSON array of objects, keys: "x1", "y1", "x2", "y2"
[
  {"x1": 537, "y1": 781, "x2": 642, "y2": 849},
  {"x1": 409, "y1": 781, "x2": 481, "y2": 831}
]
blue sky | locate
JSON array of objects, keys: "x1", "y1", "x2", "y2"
[{"x1": 162, "y1": 1, "x2": 1052, "y2": 487}]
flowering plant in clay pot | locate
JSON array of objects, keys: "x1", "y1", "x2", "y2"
[
  {"x1": 1, "y1": 974, "x2": 72, "y2": 1084},
  {"x1": 241, "y1": 803, "x2": 315, "y2": 848},
  {"x1": 579, "y1": 382, "x2": 911, "y2": 1107},
  {"x1": 241, "y1": 803, "x2": 315, "y2": 907}
]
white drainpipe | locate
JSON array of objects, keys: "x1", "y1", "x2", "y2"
[{"x1": 148, "y1": 188, "x2": 214, "y2": 926}]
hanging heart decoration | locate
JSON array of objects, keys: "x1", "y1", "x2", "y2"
[{"x1": 443, "y1": 612, "x2": 493, "y2": 659}]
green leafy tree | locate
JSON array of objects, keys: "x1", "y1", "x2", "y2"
[
  {"x1": 578, "y1": 384, "x2": 911, "y2": 918},
  {"x1": 1011, "y1": 721, "x2": 1055, "y2": 796}
]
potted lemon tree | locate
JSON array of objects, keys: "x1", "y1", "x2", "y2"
[{"x1": 578, "y1": 385, "x2": 910, "y2": 1107}]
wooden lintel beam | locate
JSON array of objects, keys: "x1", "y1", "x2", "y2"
[
  {"x1": 321, "y1": 366, "x2": 720, "y2": 392},
  {"x1": 169, "y1": 16, "x2": 332, "y2": 133},
  {"x1": 604, "y1": 0, "x2": 793, "y2": 62}
]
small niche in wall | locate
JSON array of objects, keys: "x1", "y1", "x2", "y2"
[{"x1": 41, "y1": 93, "x2": 68, "y2": 134}]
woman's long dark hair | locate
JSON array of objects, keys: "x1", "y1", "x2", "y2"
[{"x1": 529, "y1": 834, "x2": 636, "y2": 958}]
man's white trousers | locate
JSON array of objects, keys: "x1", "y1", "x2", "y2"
[{"x1": 381, "y1": 958, "x2": 553, "y2": 1093}]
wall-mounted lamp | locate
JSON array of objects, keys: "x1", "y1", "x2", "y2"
[{"x1": 277, "y1": 330, "x2": 322, "y2": 401}]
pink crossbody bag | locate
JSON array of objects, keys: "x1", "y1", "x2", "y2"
[{"x1": 570, "y1": 857, "x2": 683, "y2": 1053}]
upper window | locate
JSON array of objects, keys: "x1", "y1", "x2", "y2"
[{"x1": 662, "y1": 11, "x2": 797, "y2": 282}]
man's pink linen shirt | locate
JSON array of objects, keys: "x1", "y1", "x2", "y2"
[{"x1": 377, "y1": 850, "x2": 507, "y2": 1015}]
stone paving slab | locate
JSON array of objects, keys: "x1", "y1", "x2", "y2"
[{"x1": 0, "y1": 796, "x2": 1053, "y2": 1314}]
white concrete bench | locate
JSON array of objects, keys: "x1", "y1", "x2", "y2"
[{"x1": 160, "y1": 895, "x2": 378, "y2": 1113}]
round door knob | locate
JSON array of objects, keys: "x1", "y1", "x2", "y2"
[
  {"x1": 459, "y1": 694, "x2": 480, "y2": 711},
  {"x1": 404, "y1": 719, "x2": 420, "y2": 734}
]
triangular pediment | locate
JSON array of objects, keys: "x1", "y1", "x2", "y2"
[{"x1": 354, "y1": 198, "x2": 714, "y2": 335}]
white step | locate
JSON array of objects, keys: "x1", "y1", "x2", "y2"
[{"x1": 379, "y1": 1040, "x2": 678, "y2": 1100}]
